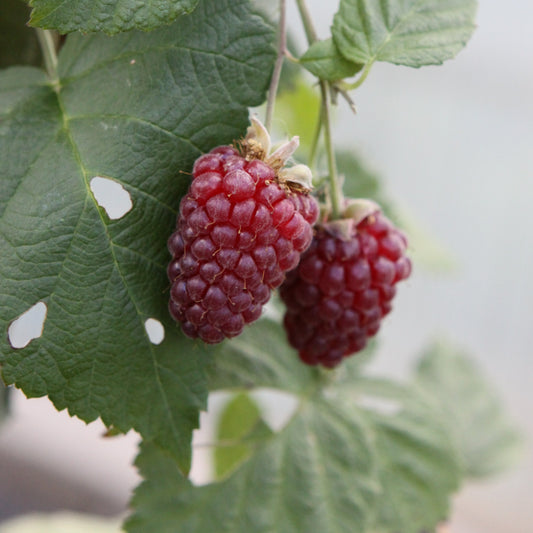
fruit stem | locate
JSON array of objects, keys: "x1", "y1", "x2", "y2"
[
  {"x1": 295, "y1": 0, "x2": 318, "y2": 44},
  {"x1": 320, "y1": 81, "x2": 343, "y2": 218},
  {"x1": 295, "y1": 0, "x2": 344, "y2": 219},
  {"x1": 36, "y1": 29, "x2": 59, "y2": 90},
  {"x1": 265, "y1": 0, "x2": 287, "y2": 132}
]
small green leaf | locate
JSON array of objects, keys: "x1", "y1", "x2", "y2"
[
  {"x1": 28, "y1": 0, "x2": 199, "y2": 35},
  {"x1": 127, "y1": 397, "x2": 379, "y2": 533},
  {"x1": 214, "y1": 392, "x2": 272, "y2": 479},
  {"x1": 414, "y1": 342, "x2": 524, "y2": 478},
  {"x1": 0, "y1": 0, "x2": 41, "y2": 68},
  {"x1": 300, "y1": 38, "x2": 363, "y2": 81},
  {"x1": 332, "y1": 0, "x2": 478, "y2": 68},
  {"x1": 0, "y1": 0, "x2": 275, "y2": 472}
]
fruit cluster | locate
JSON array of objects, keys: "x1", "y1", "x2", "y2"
[
  {"x1": 280, "y1": 205, "x2": 411, "y2": 367},
  {"x1": 167, "y1": 122, "x2": 411, "y2": 366}
]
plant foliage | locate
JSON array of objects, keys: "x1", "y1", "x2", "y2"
[{"x1": 1, "y1": 1, "x2": 521, "y2": 532}]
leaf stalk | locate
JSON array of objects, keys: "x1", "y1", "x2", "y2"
[{"x1": 36, "y1": 29, "x2": 60, "y2": 89}]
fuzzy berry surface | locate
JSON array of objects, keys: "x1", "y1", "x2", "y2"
[
  {"x1": 280, "y1": 211, "x2": 411, "y2": 368},
  {"x1": 168, "y1": 145, "x2": 319, "y2": 344}
]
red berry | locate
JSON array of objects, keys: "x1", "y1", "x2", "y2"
[
  {"x1": 280, "y1": 210, "x2": 411, "y2": 368},
  {"x1": 168, "y1": 144, "x2": 319, "y2": 344}
]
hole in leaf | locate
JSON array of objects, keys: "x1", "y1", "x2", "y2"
[
  {"x1": 8, "y1": 302, "x2": 48, "y2": 349},
  {"x1": 90, "y1": 176, "x2": 133, "y2": 220},
  {"x1": 144, "y1": 318, "x2": 165, "y2": 345},
  {"x1": 190, "y1": 389, "x2": 299, "y2": 486},
  {"x1": 250, "y1": 389, "x2": 299, "y2": 431}
]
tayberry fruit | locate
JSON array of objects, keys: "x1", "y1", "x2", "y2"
[
  {"x1": 280, "y1": 200, "x2": 411, "y2": 368},
  {"x1": 168, "y1": 119, "x2": 319, "y2": 343}
]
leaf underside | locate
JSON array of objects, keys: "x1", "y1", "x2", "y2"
[
  {"x1": 332, "y1": 0, "x2": 478, "y2": 67},
  {"x1": 0, "y1": 0, "x2": 275, "y2": 472},
  {"x1": 300, "y1": 38, "x2": 363, "y2": 81},
  {"x1": 127, "y1": 397, "x2": 379, "y2": 533},
  {"x1": 128, "y1": 327, "x2": 467, "y2": 533},
  {"x1": 414, "y1": 343, "x2": 524, "y2": 478}
]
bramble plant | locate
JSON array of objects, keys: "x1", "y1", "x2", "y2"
[{"x1": 0, "y1": 0, "x2": 523, "y2": 532}]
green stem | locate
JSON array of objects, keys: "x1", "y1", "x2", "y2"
[
  {"x1": 346, "y1": 61, "x2": 373, "y2": 90},
  {"x1": 320, "y1": 81, "x2": 343, "y2": 218},
  {"x1": 307, "y1": 104, "x2": 323, "y2": 172},
  {"x1": 296, "y1": 0, "x2": 344, "y2": 218},
  {"x1": 295, "y1": 0, "x2": 318, "y2": 44},
  {"x1": 36, "y1": 29, "x2": 59, "y2": 86},
  {"x1": 265, "y1": 0, "x2": 287, "y2": 131}
]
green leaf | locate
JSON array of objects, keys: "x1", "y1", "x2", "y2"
[
  {"x1": 0, "y1": 0, "x2": 42, "y2": 68},
  {"x1": 332, "y1": 0, "x2": 478, "y2": 68},
  {"x1": 0, "y1": 0, "x2": 275, "y2": 472},
  {"x1": 28, "y1": 0, "x2": 199, "y2": 35},
  {"x1": 370, "y1": 408, "x2": 461, "y2": 533},
  {"x1": 332, "y1": 376, "x2": 462, "y2": 532},
  {"x1": 414, "y1": 342, "x2": 524, "y2": 478},
  {"x1": 214, "y1": 392, "x2": 272, "y2": 479},
  {"x1": 127, "y1": 397, "x2": 378, "y2": 533},
  {"x1": 300, "y1": 38, "x2": 363, "y2": 81},
  {"x1": 207, "y1": 314, "x2": 317, "y2": 393}
]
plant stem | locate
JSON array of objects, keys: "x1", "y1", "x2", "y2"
[
  {"x1": 320, "y1": 81, "x2": 343, "y2": 218},
  {"x1": 295, "y1": 0, "x2": 318, "y2": 44},
  {"x1": 295, "y1": 0, "x2": 344, "y2": 218},
  {"x1": 36, "y1": 29, "x2": 59, "y2": 86},
  {"x1": 265, "y1": 0, "x2": 287, "y2": 132},
  {"x1": 347, "y1": 61, "x2": 373, "y2": 90},
  {"x1": 307, "y1": 104, "x2": 323, "y2": 172}
]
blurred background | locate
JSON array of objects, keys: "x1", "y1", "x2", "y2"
[{"x1": 0, "y1": 0, "x2": 531, "y2": 531}]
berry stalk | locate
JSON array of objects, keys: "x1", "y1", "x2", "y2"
[
  {"x1": 320, "y1": 80, "x2": 343, "y2": 219},
  {"x1": 295, "y1": 0, "x2": 344, "y2": 219}
]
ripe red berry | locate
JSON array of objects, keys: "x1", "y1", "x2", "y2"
[
  {"x1": 168, "y1": 127, "x2": 319, "y2": 344},
  {"x1": 279, "y1": 206, "x2": 411, "y2": 368}
]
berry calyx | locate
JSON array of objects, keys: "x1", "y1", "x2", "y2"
[
  {"x1": 280, "y1": 201, "x2": 411, "y2": 368},
  {"x1": 168, "y1": 120, "x2": 319, "y2": 344}
]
